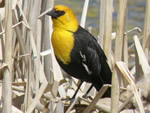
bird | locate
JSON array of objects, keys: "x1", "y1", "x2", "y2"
[{"x1": 46, "y1": 5, "x2": 112, "y2": 98}]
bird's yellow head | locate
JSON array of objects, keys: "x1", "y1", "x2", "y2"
[{"x1": 47, "y1": 5, "x2": 78, "y2": 32}]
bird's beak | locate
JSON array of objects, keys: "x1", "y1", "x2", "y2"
[
  {"x1": 38, "y1": 8, "x2": 52, "y2": 19},
  {"x1": 46, "y1": 8, "x2": 57, "y2": 19}
]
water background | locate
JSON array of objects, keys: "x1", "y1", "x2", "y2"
[{"x1": 55, "y1": 0, "x2": 146, "y2": 38}]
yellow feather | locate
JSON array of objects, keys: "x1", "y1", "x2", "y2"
[
  {"x1": 52, "y1": 29, "x2": 74, "y2": 64},
  {"x1": 51, "y1": 5, "x2": 79, "y2": 64}
]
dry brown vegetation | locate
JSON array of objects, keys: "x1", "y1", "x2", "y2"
[{"x1": 0, "y1": 0, "x2": 150, "y2": 113}]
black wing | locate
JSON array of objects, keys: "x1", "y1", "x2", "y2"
[{"x1": 73, "y1": 26, "x2": 112, "y2": 91}]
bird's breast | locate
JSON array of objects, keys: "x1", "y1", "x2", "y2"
[{"x1": 52, "y1": 29, "x2": 74, "y2": 64}]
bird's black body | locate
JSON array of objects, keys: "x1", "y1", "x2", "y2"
[
  {"x1": 47, "y1": 5, "x2": 112, "y2": 97},
  {"x1": 56, "y1": 26, "x2": 112, "y2": 96}
]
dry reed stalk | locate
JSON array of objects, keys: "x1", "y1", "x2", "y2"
[
  {"x1": 103, "y1": 0, "x2": 113, "y2": 66},
  {"x1": 12, "y1": 11, "x2": 28, "y2": 66},
  {"x1": 134, "y1": 35, "x2": 150, "y2": 80},
  {"x1": 21, "y1": 0, "x2": 42, "y2": 110},
  {"x1": 24, "y1": 58, "x2": 31, "y2": 111},
  {"x1": 66, "y1": 98, "x2": 79, "y2": 113},
  {"x1": 41, "y1": 0, "x2": 54, "y2": 83},
  {"x1": 114, "y1": 0, "x2": 127, "y2": 62},
  {"x1": 80, "y1": 0, "x2": 89, "y2": 28},
  {"x1": 12, "y1": 106, "x2": 23, "y2": 113},
  {"x1": 79, "y1": 96, "x2": 111, "y2": 112},
  {"x1": 27, "y1": 0, "x2": 41, "y2": 41},
  {"x1": 2, "y1": 0, "x2": 12, "y2": 112},
  {"x1": 0, "y1": 25, "x2": 4, "y2": 64},
  {"x1": 17, "y1": 3, "x2": 38, "y2": 58},
  {"x1": 0, "y1": 21, "x2": 30, "y2": 36},
  {"x1": 118, "y1": 93, "x2": 134, "y2": 112},
  {"x1": 0, "y1": 63, "x2": 8, "y2": 70},
  {"x1": 122, "y1": 11, "x2": 128, "y2": 67},
  {"x1": 56, "y1": 100, "x2": 64, "y2": 113},
  {"x1": 116, "y1": 61, "x2": 145, "y2": 113},
  {"x1": 20, "y1": 0, "x2": 30, "y2": 49},
  {"x1": 35, "y1": 20, "x2": 42, "y2": 93},
  {"x1": 142, "y1": 0, "x2": 150, "y2": 57},
  {"x1": 111, "y1": 0, "x2": 128, "y2": 113},
  {"x1": 122, "y1": 11, "x2": 128, "y2": 87},
  {"x1": 12, "y1": 8, "x2": 29, "y2": 111},
  {"x1": 51, "y1": 49, "x2": 63, "y2": 82},
  {"x1": 83, "y1": 85, "x2": 108, "y2": 113},
  {"x1": 26, "y1": 78, "x2": 48, "y2": 113},
  {"x1": 99, "y1": 0, "x2": 106, "y2": 48},
  {"x1": 122, "y1": 34, "x2": 128, "y2": 66}
]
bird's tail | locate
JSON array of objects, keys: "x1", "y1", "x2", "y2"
[{"x1": 93, "y1": 60, "x2": 112, "y2": 97}]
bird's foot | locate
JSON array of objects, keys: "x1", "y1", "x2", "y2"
[
  {"x1": 61, "y1": 96, "x2": 81, "y2": 105},
  {"x1": 82, "y1": 94, "x2": 88, "y2": 99},
  {"x1": 61, "y1": 96, "x2": 76, "y2": 102},
  {"x1": 82, "y1": 92, "x2": 91, "y2": 99}
]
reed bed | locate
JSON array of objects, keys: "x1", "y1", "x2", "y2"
[{"x1": 0, "y1": 0, "x2": 150, "y2": 113}]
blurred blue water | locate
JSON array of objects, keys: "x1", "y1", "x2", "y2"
[{"x1": 55, "y1": 0, "x2": 146, "y2": 35}]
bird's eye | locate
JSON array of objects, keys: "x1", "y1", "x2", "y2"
[{"x1": 56, "y1": 10, "x2": 65, "y2": 17}]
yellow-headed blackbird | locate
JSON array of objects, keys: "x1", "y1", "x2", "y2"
[{"x1": 47, "y1": 5, "x2": 112, "y2": 98}]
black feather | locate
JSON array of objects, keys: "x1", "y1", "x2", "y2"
[{"x1": 56, "y1": 25, "x2": 112, "y2": 97}]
